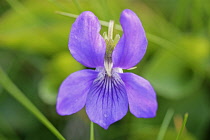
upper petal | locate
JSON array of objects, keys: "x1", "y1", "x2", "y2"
[
  {"x1": 112, "y1": 9, "x2": 148, "y2": 69},
  {"x1": 56, "y1": 69, "x2": 98, "y2": 115},
  {"x1": 120, "y1": 73, "x2": 157, "y2": 118},
  {"x1": 69, "y1": 11, "x2": 106, "y2": 68},
  {"x1": 86, "y1": 71, "x2": 128, "y2": 129}
]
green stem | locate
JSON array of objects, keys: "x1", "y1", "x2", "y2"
[
  {"x1": 90, "y1": 121, "x2": 95, "y2": 140},
  {"x1": 0, "y1": 67, "x2": 65, "y2": 140},
  {"x1": 157, "y1": 109, "x2": 174, "y2": 140},
  {"x1": 175, "y1": 113, "x2": 188, "y2": 140}
]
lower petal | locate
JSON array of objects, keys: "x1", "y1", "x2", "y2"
[
  {"x1": 120, "y1": 73, "x2": 157, "y2": 118},
  {"x1": 86, "y1": 71, "x2": 128, "y2": 129},
  {"x1": 56, "y1": 69, "x2": 98, "y2": 115}
]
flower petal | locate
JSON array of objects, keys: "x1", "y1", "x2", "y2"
[
  {"x1": 69, "y1": 11, "x2": 106, "y2": 68},
  {"x1": 120, "y1": 73, "x2": 157, "y2": 118},
  {"x1": 112, "y1": 9, "x2": 148, "y2": 69},
  {"x1": 86, "y1": 71, "x2": 128, "y2": 129},
  {"x1": 56, "y1": 69, "x2": 98, "y2": 115}
]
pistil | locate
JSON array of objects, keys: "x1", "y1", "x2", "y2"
[{"x1": 104, "y1": 20, "x2": 115, "y2": 76}]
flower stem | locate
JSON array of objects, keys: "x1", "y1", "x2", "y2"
[
  {"x1": 157, "y1": 109, "x2": 174, "y2": 140},
  {"x1": 0, "y1": 67, "x2": 66, "y2": 140},
  {"x1": 90, "y1": 121, "x2": 95, "y2": 140}
]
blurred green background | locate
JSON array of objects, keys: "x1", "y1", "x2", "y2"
[{"x1": 0, "y1": 0, "x2": 210, "y2": 140}]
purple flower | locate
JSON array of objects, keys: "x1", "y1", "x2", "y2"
[{"x1": 56, "y1": 9, "x2": 158, "y2": 129}]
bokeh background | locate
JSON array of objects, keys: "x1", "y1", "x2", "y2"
[{"x1": 0, "y1": 0, "x2": 210, "y2": 140}]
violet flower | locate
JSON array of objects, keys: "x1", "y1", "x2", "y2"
[{"x1": 56, "y1": 9, "x2": 157, "y2": 129}]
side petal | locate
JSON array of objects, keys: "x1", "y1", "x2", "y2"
[
  {"x1": 69, "y1": 11, "x2": 106, "y2": 68},
  {"x1": 56, "y1": 69, "x2": 98, "y2": 115},
  {"x1": 112, "y1": 9, "x2": 148, "y2": 69},
  {"x1": 120, "y1": 73, "x2": 157, "y2": 118},
  {"x1": 86, "y1": 71, "x2": 128, "y2": 129}
]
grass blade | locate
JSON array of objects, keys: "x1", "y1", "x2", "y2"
[
  {"x1": 175, "y1": 113, "x2": 189, "y2": 140},
  {"x1": 0, "y1": 67, "x2": 66, "y2": 140},
  {"x1": 157, "y1": 109, "x2": 174, "y2": 140}
]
